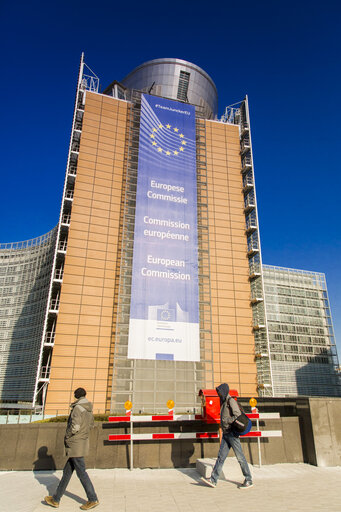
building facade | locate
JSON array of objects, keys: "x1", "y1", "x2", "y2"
[
  {"x1": 41, "y1": 56, "x2": 267, "y2": 415},
  {"x1": 1, "y1": 56, "x2": 339, "y2": 413},
  {"x1": 263, "y1": 265, "x2": 341, "y2": 397}
]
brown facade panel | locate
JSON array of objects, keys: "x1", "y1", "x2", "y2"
[
  {"x1": 45, "y1": 93, "x2": 128, "y2": 413},
  {"x1": 206, "y1": 119, "x2": 257, "y2": 396}
]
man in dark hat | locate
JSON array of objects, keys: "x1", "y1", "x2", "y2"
[
  {"x1": 202, "y1": 383, "x2": 253, "y2": 489},
  {"x1": 44, "y1": 388, "x2": 99, "y2": 510}
]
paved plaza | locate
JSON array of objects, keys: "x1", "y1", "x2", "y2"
[{"x1": 1, "y1": 462, "x2": 340, "y2": 512}]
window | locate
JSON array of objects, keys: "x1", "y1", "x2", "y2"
[{"x1": 177, "y1": 71, "x2": 190, "y2": 101}]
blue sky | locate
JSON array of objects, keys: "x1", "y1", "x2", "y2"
[{"x1": 1, "y1": 0, "x2": 340, "y2": 355}]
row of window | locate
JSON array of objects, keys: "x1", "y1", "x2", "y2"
[
  {"x1": 268, "y1": 323, "x2": 326, "y2": 335},
  {"x1": 266, "y1": 303, "x2": 324, "y2": 317},
  {"x1": 271, "y1": 354, "x2": 330, "y2": 364},
  {"x1": 265, "y1": 294, "x2": 322, "y2": 308},
  {"x1": 265, "y1": 286, "x2": 321, "y2": 299},
  {"x1": 269, "y1": 333, "x2": 328, "y2": 344}
]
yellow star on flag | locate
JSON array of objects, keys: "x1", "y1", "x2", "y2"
[{"x1": 149, "y1": 123, "x2": 187, "y2": 156}]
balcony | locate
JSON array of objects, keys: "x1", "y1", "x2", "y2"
[
  {"x1": 54, "y1": 268, "x2": 64, "y2": 282},
  {"x1": 249, "y1": 269, "x2": 262, "y2": 280},
  {"x1": 49, "y1": 298, "x2": 60, "y2": 313},
  {"x1": 71, "y1": 141, "x2": 80, "y2": 153},
  {"x1": 247, "y1": 237, "x2": 259, "y2": 256},
  {"x1": 65, "y1": 189, "x2": 74, "y2": 201},
  {"x1": 241, "y1": 156, "x2": 252, "y2": 173},
  {"x1": 255, "y1": 353, "x2": 269, "y2": 360},
  {"x1": 245, "y1": 213, "x2": 257, "y2": 233},
  {"x1": 244, "y1": 194, "x2": 255, "y2": 213},
  {"x1": 74, "y1": 120, "x2": 83, "y2": 131},
  {"x1": 250, "y1": 281, "x2": 263, "y2": 302},
  {"x1": 241, "y1": 122, "x2": 249, "y2": 135},
  {"x1": 68, "y1": 166, "x2": 77, "y2": 176},
  {"x1": 240, "y1": 136, "x2": 251, "y2": 155},
  {"x1": 39, "y1": 366, "x2": 50, "y2": 382},
  {"x1": 253, "y1": 323, "x2": 266, "y2": 330},
  {"x1": 61, "y1": 214, "x2": 71, "y2": 226},
  {"x1": 251, "y1": 296, "x2": 264, "y2": 304},
  {"x1": 57, "y1": 240, "x2": 67, "y2": 253},
  {"x1": 248, "y1": 247, "x2": 259, "y2": 257},
  {"x1": 44, "y1": 331, "x2": 55, "y2": 346},
  {"x1": 242, "y1": 173, "x2": 253, "y2": 192}
]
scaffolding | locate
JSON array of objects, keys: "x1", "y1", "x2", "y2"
[
  {"x1": 33, "y1": 53, "x2": 99, "y2": 409},
  {"x1": 221, "y1": 98, "x2": 274, "y2": 397}
]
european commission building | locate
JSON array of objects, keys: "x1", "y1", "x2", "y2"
[{"x1": 0, "y1": 56, "x2": 340, "y2": 414}]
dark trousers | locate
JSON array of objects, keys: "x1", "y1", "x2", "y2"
[{"x1": 53, "y1": 457, "x2": 98, "y2": 503}]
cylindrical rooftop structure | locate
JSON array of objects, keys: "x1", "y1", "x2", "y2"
[{"x1": 121, "y1": 58, "x2": 218, "y2": 119}]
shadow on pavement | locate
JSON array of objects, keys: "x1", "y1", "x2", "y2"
[{"x1": 33, "y1": 446, "x2": 83, "y2": 504}]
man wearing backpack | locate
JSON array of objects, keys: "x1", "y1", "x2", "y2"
[{"x1": 202, "y1": 383, "x2": 253, "y2": 489}]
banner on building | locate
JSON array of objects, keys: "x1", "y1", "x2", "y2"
[{"x1": 128, "y1": 94, "x2": 199, "y2": 361}]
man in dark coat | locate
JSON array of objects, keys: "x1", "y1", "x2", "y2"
[
  {"x1": 202, "y1": 383, "x2": 253, "y2": 489},
  {"x1": 44, "y1": 388, "x2": 99, "y2": 510}
]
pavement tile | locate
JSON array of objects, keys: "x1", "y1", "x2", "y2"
[{"x1": 1, "y1": 464, "x2": 341, "y2": 512}]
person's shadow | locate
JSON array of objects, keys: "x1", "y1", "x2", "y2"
[{"x1": 33, "y1": 446, "x2": 83, "y2": 504}]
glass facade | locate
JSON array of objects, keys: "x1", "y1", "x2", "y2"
[
  {"x1": 263, "y1": 265, "x2": 341, "y2": 397},
  {"x1": 0, "y1": 229, "x2": 57, "y2": 405}
]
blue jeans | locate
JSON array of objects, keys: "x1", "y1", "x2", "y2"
[
  {"x1": 53, "y1": 457, "x2": 98, "y2": 503},
  {"x1": 211, "y1": 432, "x2": 252, "y2": 484}
]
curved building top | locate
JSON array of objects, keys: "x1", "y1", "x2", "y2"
[{"x1": 121, "y1": 58, "x2": 218, "y2": 119}]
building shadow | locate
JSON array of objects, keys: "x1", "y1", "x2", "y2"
[
  {"x1": 295, "y1": 351, "x2": 341, "y2": 397},
  {"x1": 170, "y1": 421, "x2": 195, "y2": 468}
]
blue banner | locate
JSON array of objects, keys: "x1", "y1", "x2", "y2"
[{"x1": 128, "y1": 94, "x2": 199, "y2": 361}]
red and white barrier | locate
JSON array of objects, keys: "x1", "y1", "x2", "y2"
[
  {"x1": 107, "y1": 405, "x2": 282, "y2": 469},
  {"x1": 108, "y1": 429, "x2": 281, "y2": 442},
  {"x1": 108, "y1": 412, "x2": 280, "y2": 423},
  {"x1": 108, "y1": 432, "x2": 219, "y2": 441}
]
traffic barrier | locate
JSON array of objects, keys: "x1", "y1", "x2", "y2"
[
  {"x1": 107, "y1": 398, "x2": 282, "y2": 469},
  {"x1": 108, "y1": 430, "x2": 281, "y2": 441},
  {"x1": 108, "y1": 412, "x2": 280, "y2": 423}
]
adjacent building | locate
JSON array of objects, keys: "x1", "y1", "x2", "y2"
[
  {"x1": 0, "y1": 230, "x2": 57, "y2": 406},
  {"x1": 263, "y1": 265, "x2": 340, "y2": 397}
]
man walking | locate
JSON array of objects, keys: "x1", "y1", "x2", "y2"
[
  {"x1": 44, "y1": 388, "x2": 99, "y2": 509},
  {"x1": 202, "y1": 383, "x2": 253, "y2": 489}
]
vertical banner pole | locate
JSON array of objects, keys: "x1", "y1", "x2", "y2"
[
  {"x1": 257, "y1": 417, "x2": 262, "y2": 467},
  {"x1": 130, "y1": 418, "x2": 133, "y2": 471}
]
